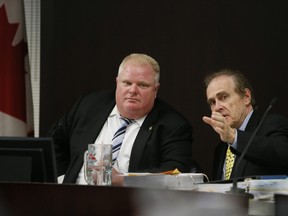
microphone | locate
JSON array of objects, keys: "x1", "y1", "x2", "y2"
[{"x1": 227, "y1": 97, "x2": 277, "y2": 196}]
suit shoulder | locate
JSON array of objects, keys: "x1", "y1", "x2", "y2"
[
  {"x1": 75, "y1": 90, "x2": 114, "y2": 105},
  {"x1": 154, "y1": 98, "x2": 191, "y2": 123},
  {"x1": 71, "y1": 90, "x2": 115, "y2": 112},
  {"x1": 250, "y1": 111, "x2": 288, "y2": 131},
  {"x1": 266, "y1": 112, "x2": 288, "y2": 126}
]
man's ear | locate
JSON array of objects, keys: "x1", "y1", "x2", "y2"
[
  {"x1": 155, "y1": 83, "x2": 160, "y2": 98},
  {"x1": 244, "y1": 88, "x2": 252, "y2": 105}
]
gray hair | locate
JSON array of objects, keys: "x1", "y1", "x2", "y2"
[{"x1": 204, "y1": 68, "x2": 256, "y2": 108}]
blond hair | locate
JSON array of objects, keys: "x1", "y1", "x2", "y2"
[{"x1": 118, "y1": 53, "x2": 160, "y2": 83}]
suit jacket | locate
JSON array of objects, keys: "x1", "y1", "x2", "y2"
[
  {"x1": 49, "y1": 91, "x2": 194, "y2": 183},
  {"x1": 213, "y1": 110, "x2": 288, "y2": 181}
]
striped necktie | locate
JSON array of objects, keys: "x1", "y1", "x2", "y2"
[
  {"x1": 225, "y1": 146, "x2": 235, "y2": 180},
  {"x1": 112, "y1": 117, "x2": 133, "y2": 165}
]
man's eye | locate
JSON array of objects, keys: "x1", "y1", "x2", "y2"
[
  {"x1": 138, "y1": 83, "x2": 149, "y2": 88},
  {"x1": 209, "y1": 101, "x2": 215, "y2": 106}
]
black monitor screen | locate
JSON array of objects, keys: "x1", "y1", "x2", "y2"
[{"x1": 0, "y1": 137, "x2": 57, "y2": 183}]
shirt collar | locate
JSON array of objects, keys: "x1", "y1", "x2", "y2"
[
  {"x1": 110, "y1": 105, "x2": 146, "y2": 125},
  {"x1": 239, "y1": 109, "x2": 254, "y2": 131}
]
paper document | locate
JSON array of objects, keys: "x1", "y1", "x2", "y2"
[{"x1": 123, "y1": 173, "x2": 205, "y2": 190}]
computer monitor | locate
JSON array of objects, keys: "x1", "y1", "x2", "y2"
[{"x1": 0, "y1": 137, "x2": 57, "y2": 183}]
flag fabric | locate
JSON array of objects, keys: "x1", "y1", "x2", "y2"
[{"x1": 0, "y1": 0, "x2": 34, "y2": 136}]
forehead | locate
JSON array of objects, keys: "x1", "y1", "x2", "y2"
[
  {"x1": 120, "y1": 63, "x2": 155, "y2": 78},
  {"x1": 207, "y1": 76, "x2": 236, "y2": 97}
]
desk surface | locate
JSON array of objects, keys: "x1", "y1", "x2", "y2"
[{"x1": 0, "y1": 182, "x2": 249, "y2": 216}]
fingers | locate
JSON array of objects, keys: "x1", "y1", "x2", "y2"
[
  {"x1": 202, "y1": 116, "x2": 212, "y2": 125},
  {"x1": 203, "y1": 112, "x2": 236, "y2": 143},
  {"x1": 203, "y1": 112, "x2": 226, "y2": 134},
  {"x1": 211, "y1": 112, "x2": 225, "y2": 122},
  {"x1": 112, "y1": 168, "x2": 124, "y2": 186},
  {"x1": 202, "y1": 112, "x2": 225, "y2": 128}
]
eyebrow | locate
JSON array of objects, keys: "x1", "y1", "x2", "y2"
[
  {"x1": 207, "y1": 91, "x2": 228, "y2": 104},
  {"x1": 207, "y1": 98, "x2": 214, "y2": 105}
]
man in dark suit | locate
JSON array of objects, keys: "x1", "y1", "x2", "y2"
[
  {"x1": 202, "y1": 69, "x2": 288, "y2": 181},
  {"x1": 49, "y1": 53, "x2": 194, "y2": 184}
]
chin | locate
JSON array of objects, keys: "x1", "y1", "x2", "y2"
[
  {"x1": 225, "y1": 118, "x2": 233, "y2": 126},
  {"x1": 124, "y1": 105, "x2": 139, "y2": 112}
]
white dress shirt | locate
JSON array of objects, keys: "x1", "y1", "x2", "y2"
[{"x1": 76, "y1": 105, "x2": 145, "y2": 184}]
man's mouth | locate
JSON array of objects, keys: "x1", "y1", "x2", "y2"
[{"x1": 126, "y1": 98, "x2": 139, "y2": 102}]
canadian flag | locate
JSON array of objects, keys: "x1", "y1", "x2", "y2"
[{"x1": 0, "y1": 0, "x2": 34, "y2": 136}]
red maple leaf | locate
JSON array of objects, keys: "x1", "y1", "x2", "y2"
[{"x1": 0, "y1": 5, "x2": 27, "y2": 122}]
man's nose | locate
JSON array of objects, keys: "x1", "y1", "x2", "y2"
[
  {"x1": 213, "y1": 100, "x2": 222, "y2": 111},
  {"x1": 129, "y1": 84, "x2": 138, "y2": 93}
]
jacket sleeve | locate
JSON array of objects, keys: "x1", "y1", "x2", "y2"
[{"x1": 48, "y1": 96, "x2": 84, "y2": 176}]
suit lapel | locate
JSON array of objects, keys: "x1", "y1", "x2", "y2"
[
  {"x1": 78, "y1": 99, "x2": 115, "y2": 154},
  {"x1": 128, "y1": 103, "x2": 158, "y2": 171},
  {"x1": 214, "y1": 142, "x2": 227, "y2": 180},
  {"x1": 232, "y1": 111, "x2": 261, "y2": 178}
]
